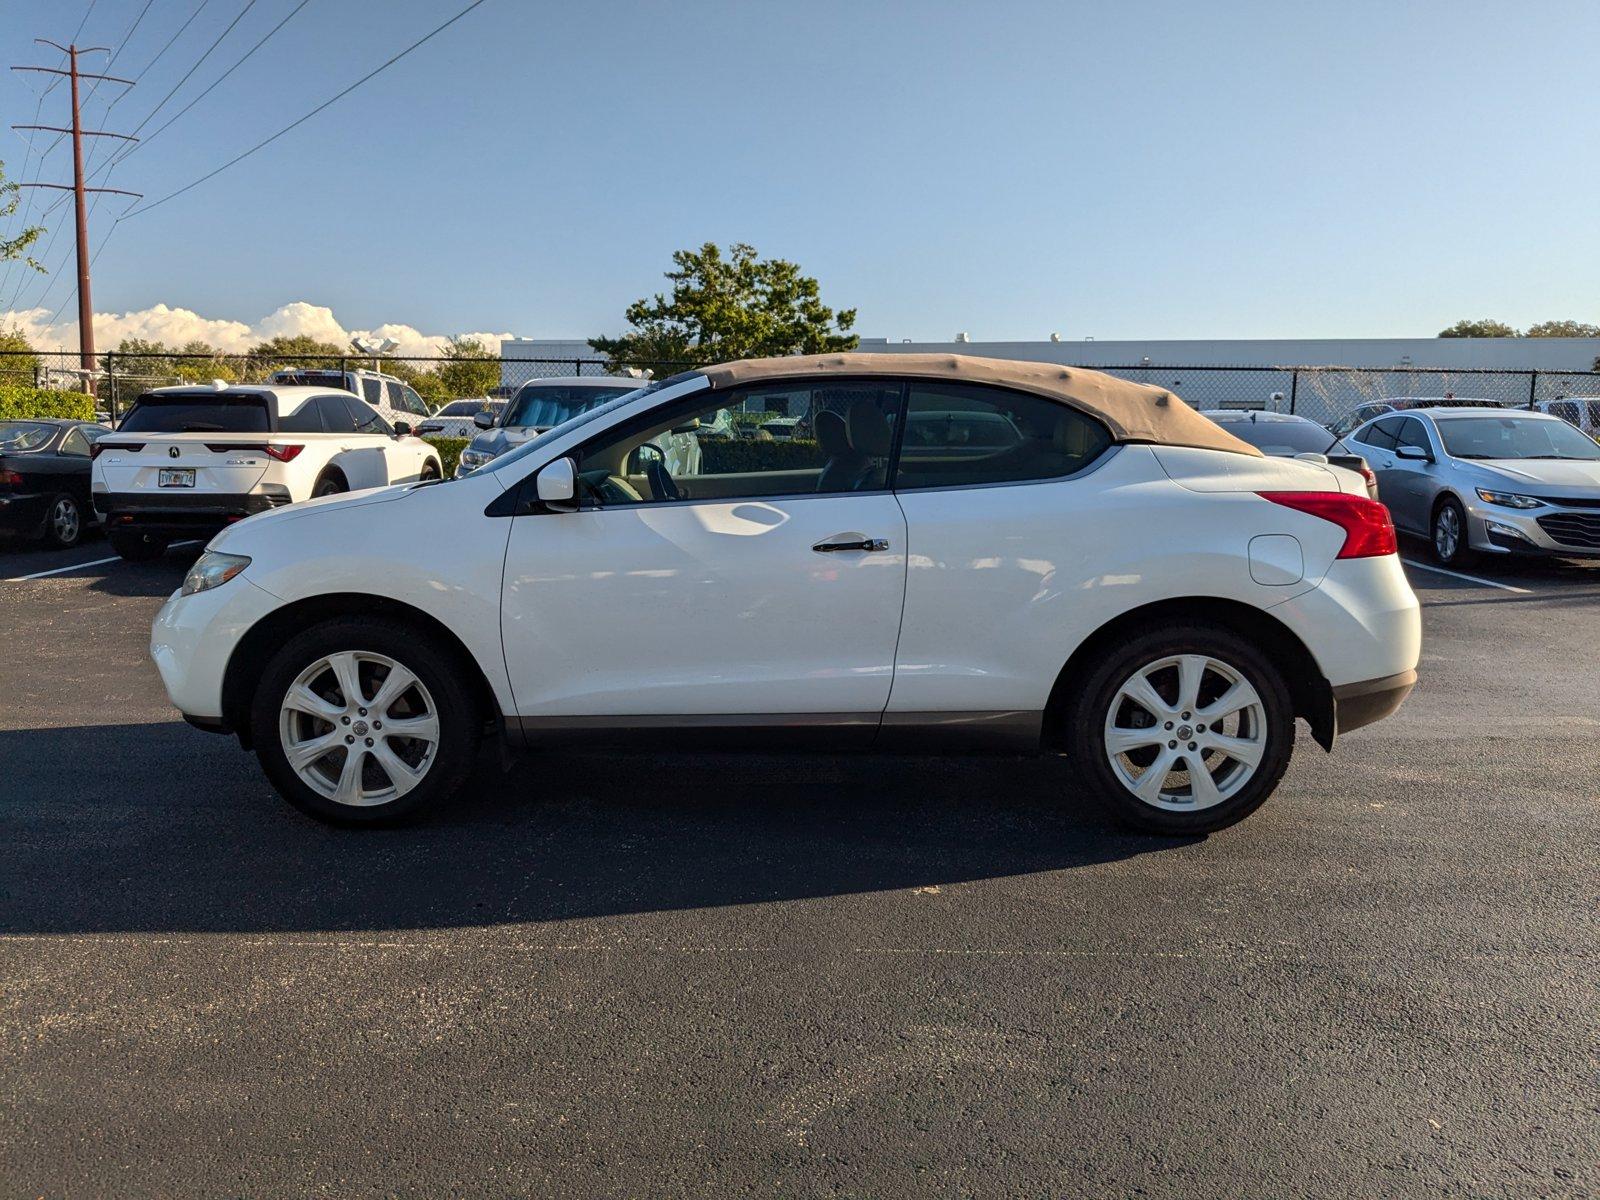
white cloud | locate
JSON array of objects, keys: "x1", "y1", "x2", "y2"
[{"x1": 1, "y1": 300, "x2": 515, "y2": 360}]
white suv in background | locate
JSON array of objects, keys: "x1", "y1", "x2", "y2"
[
  {"x1": 269, "y1": 367, "x2": 432, "y2": 430},
  {"x1": 150, "y1": 354, "x2": 1420, "y2": 835},
  {"x1": 94, "y1": 384, "x2": 442, "y2": 560}
]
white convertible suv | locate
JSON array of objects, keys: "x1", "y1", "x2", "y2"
[
  {"x1": 95, "y1": 383, "x2": 442, "y2": 560},
  {"x1": 151, "y1": 355, "x2": 1420, "y2": 834}
]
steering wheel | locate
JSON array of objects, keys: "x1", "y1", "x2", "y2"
[{"x1": 637, "y1": 441, "x2": 681, "y2": 501}]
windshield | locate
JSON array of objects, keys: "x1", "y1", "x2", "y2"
[
  {"x1": 1438, "y1": 416, "x2": 1600, "y2": 460},
  {"x1": 1215, "y1": 418, "x2": 1334, "y2": 455},
  {"x1": 0, "y1": 421, "x2": 56, "y2": 452},
  {"x1": 502, "y1": 385, "x2": 639, "y2": 429},
  {"x1": 119, "y1": 395, "x2": 271, "y2": 433}
]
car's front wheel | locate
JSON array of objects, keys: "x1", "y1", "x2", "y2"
[
  {"x1": 251, "y1": 617, "x2": 481, "y2": 824},
  {"x1": 1431, "y1": 497, "x2": 1471, "y2": 566},
  {"x1": 1068, "y1": 625, "x2": 1295, "y2": 835}
]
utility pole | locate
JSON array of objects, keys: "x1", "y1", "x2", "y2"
[{"x1": 11, "y1": 40, "x2": 141, "y2": 393}]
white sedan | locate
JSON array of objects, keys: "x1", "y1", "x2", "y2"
[{"x1": 150, "y1": 354, "x2": 1420, "y2": 834}]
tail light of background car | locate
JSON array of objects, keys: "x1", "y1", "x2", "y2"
[
  {"x1": 0, "y1": 468, "x2": 22, "y2": 489},
  {"x1": 263, "y1": 444, "x2": 303, "y2": 463},
  {"x1": 1258, "y1": 491, "x2": 1398, "y2": 559}
]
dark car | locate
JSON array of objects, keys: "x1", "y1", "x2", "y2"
[
  {"x1": 0, "y1": 419, "x2": 107, "y2": 548},
  {"x1": 1200, "y1": 410, "x2": 1379, "y2": 498}
]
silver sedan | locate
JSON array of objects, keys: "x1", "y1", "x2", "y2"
[{"x1": 1347, "y1": 407, "x2": 1600, "y2": 565}]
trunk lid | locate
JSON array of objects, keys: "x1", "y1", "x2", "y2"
[{"x1": 95, "y1": 433, "x2": 275, "y2": 495}]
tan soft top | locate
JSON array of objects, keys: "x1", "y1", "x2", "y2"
[{"x1": 699, "y1": 352, "x2": 1262, "y2": 457}]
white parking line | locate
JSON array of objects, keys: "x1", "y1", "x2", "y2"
[
  {"x1": 1400, "y1": 558, "x2": 1531, "y2": 594},
  {"x1": 3, "y1": 540, "x2": 202, "y2": 583}
]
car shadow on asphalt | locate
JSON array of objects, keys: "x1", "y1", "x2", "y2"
[
  {"x1": 0, "y1": 721, "x2": 1180, "y2": 935},
  {"x1": 83, "y1": 546, "x2": 203, "y2": 598}
]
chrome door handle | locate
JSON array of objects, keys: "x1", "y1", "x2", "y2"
[{"x1": 813, "y1": 537, "x2": 889, "y2": 553}]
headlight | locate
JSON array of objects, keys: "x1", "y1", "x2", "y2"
[
  {"x1": 1475, "y1": 488, "x2": 1544, "y2": 509},
  {"x1": 181, "y1": 550, "x2": 251, "y2": 596},
  {"x1": 457, "y1": 447, "x2": 495, "y2": 474}
]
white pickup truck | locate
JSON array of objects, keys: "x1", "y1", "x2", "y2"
[{"x1": 93, "y1": 383, "x2": 442, "y2": 560}]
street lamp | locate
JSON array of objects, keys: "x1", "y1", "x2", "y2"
[{"x1": 351, "y1": 335, "x2": 399, "y2": 372}]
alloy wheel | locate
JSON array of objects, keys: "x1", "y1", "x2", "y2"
[
  {"x1": 277, "y1": 650, "x2": 440, "y2": 807},
  {"x1": 1102, "y1": 653, "x2": 1268, "y2": 811},
  {"x1": 1434, "y1": 505, "x2": 1460, "y2": 561},
  {"x1": 50, "y1": 497, "x2": 79, "y2": 544}
]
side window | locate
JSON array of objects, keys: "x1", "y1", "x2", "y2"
[
  {"x1": 278, "y1": 400, "x2": 325, "y2": 433},
  {"x1": 320, "y1": 396, "x2": 357, "y2": 432},
  {"x1": 572, "y1": 380, "x2": 901, "y2": 505},
  {"x1": 60, "y1": 428, "x2": 90, "y2": 456},
  {"x1": 350, "y1": 395, "x2": 391, "y2": 435},
  {"x1": 893, "y1": 382, "x2": 1110, "y2": 490},
  {"x1": 401, "y1": 385, "x2": 427, "y2": 415},
  {"x1": 360, "y1": 377, "x2": 383, "y2": 406},
  {"x1": 1396, "y1": 417, "x2": 1431, "y2": 454},
  {"x1": 1355, "y1": 416, "x2": 1402, "y2": 450}
]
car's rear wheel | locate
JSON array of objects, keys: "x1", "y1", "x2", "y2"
[
  {"x1": 1431, "y1": 497, "x2": 1471, "y2": 566},
  {"x1": 42, "y1": 494, "x2": 83, "y2": 547},
  {"x1": 251, "y1": 617, "x2": 481, "y2": 825},
  {"x1": 108, "y1": 529, "x2": 168, "y2": 561},
  {"x1": 1067, "y1": 625, "x2": 1295, "y2": 835},
  {"x1": 420, "y1": 459, "x2": 441, "y2": 481}
]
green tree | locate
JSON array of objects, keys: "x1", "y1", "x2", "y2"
[
  {"x1": 590, "y1": 242, "x2": 858, "y2": 372},
  {"x1": 244, "y1": 334, "x2": 347, "y2": 375},
  {"x1": 113, "y1": 337, "x2": 176, "y2": 381},
  {"x1": 0, "y1": 329, "x2": 38, "y2": 385},
  {"x1": 172, "y1": 339, "x2": 236, "y2": 382},
  {"x1": 1438, "y1": 318, "x2": 1518, "y2": 338},
  {"x1": 1524, "y1": 320, "x2": 1600, "y2": 338},
  {"x1": 1, "y1": 158, "x2": 45, "y2": 274},
  {"x1": 436, "y1": 335, "x2": 500, "y2": 399}
]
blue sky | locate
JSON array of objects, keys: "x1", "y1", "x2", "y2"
[{"x1": 3, "y1": 0, "x2": 1598, "y2": 348}]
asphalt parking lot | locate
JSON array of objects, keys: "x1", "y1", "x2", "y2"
[{"x1": 2, "y1": 530, "x2": 1597, "y2": 1198}]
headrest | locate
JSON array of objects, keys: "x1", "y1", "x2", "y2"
[
  {"x1": 814, "y1": 408, "x2": 849, "y2": 455},
  {"x1": 846, "y1": 400, "x2": 892, "y2": 456}
]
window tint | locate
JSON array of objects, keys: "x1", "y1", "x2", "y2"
[
  {"x1": 119, "y1": 394, "x2": 271, "y2": 433},
  {"x1": 351, "y1": 395, "x2": 390, "y2": 434},
  {"x1": 277, "y1": 399, "x2": 326, "y2": 433},
  {"x1": 1395, "y1": 417, "x2": 1431, "y2": 453},
  {"x1": 1354, "y1": 416, "x2": 1402, "y2": 450},
  {"x1": 59, "y1": 427, "x2": 90, "y2": 456},
  {"x1": 403, "y1": 386, "x2": 428, "y2": 415},
  {"x1": 573, "y1": 380, "x2": 901, "y2": 505},
  {"x1": 893, "y1": 382, "x2": 1109, "y2": 490},
  {"x1": 361, "y1": 377, "x2": 383, "y2": 405}
]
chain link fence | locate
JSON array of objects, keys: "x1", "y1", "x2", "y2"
[{"x1": 4, "y1": 348, "x2": 1599, "y2": 429}]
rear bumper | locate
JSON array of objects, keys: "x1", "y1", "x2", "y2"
[
  {"x1": 0, "y1": 492, "x2": 50, "y2": 535},
  {"x1": 94, "y1": 488, "x2": 289, "y2": 534},
  {"x1": 1331, "y1": 669, "x2": 1417, "y2": 735}
]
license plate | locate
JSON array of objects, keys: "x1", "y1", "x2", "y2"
[{"x1": 158, "y1": 468, "x2": 195, "y2": 488}]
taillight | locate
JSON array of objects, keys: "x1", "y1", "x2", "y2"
[
  {"x1": 90, "y1": 441, "x2": 105, "y2": 459},
  {"x1": 264, "y1": 444, "x2": 303, "y2": 463},
  {"x1": 0, "y1": 469, "x2": 22, "y2": 488},
  {"x1": 92, "y1": 441, "x2": 143, "y2": 458},
  {"x1": 1258, "y1": 491, "x2": 1397, "y2": 559}
]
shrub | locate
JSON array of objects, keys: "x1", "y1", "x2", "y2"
[
  {"x1": 0, "y1": 386, "x2": 96, "y2": 421},
  {"x1": 422, "y1": 435, "x2": 469, "y2": 476},
  {"x1": 701, "y1": 438, "x2": 821, "y2": 474}
]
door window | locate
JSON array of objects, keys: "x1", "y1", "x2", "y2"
[
  {"x1": 360, "y1": 377, "x2": 383, "y2": 406},
  {"x1": 892, "y1": 382, "x2": 1109, "y2": 490},
  {"x1": 1395, "y1": 417, "x2": 1432, "y2": 455},
  {"x1": 571, "y1": 380, "x2": 901, "y2": 505},
  {"x1": 278, "y1": 399, "x2": 327, "y2": 432},
  {"x1": 59, "y1": 428, "x2": 91, "y2": 456},
  {"x1": 343, "y1": 394, "x2": 390, "y2": 434},
  {"x1": 1354, "y1": 416, "x2": 1403, "y2": 450}
]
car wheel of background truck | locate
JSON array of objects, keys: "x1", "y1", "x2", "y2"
[{"x1": 109, "y1": 529, "x2": 168, "y2": 561}]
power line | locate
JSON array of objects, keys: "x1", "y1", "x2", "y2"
[
  {"x1": 116, "y1": 0, "x2": 261, "y2": 145},
  {"x1": 116, "y1": 0, "x2": 314, "y2": 163},
  {"x1": 109, "y1": 0, "x2": 216, "y2": 109},
  {"x1": 125, "y1": 0, "x2": 490, "y2": 218}
]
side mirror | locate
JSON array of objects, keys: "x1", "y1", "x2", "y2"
[
  {"x1": 392, "y1": 420, "x2": 413, "y2": 436},
  {"x1": 473, "y1": 410, "x2": 496, "y2": 430},
  {"x1": 536, "y1": 457, "x2": 577, "y2": 506},
  {"x1": 1396, "y1": 444, "x2": 1432, "y2": 462}
]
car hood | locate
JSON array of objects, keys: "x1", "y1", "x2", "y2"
[
  {"x1": 1471, "y1": 458, "x2": 1600, "y2": 492},
  {"x1": 206, "y1": 482, "x2": 415, "y2": 549}
]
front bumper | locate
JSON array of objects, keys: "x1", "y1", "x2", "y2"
[
  {"x1": 151, "y1": 575, "x2": 284, "y2": 721},
  {"x1": 1466, "y1": 499, "x2": 1600, "y2": 558},
  {"x1": 95, "y1": 488, "x2": 290, "y2": 535}
]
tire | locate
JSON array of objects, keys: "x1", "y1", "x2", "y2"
[
  {"x1": 1065, "y1": 624, "x2": 1295, "y2": 836},
  {"x1": 313, "y1": 471, "x2": 347, "y2": 498},
  {"x1": 1431, "y1": 497, "x2": 1472, "y2": 566},
  {"x1": 251, "y1": 617, "x2": 481, "y2": 825},
  {"x1": 109, "y1": 529, "x2": 168, "y2": 561},
  {"x1": 420, "y1": 458, "x2": 441, "y2": 481},
  {"x1": 41, "y1": 493, "x2": 83, "y2": 548}
]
